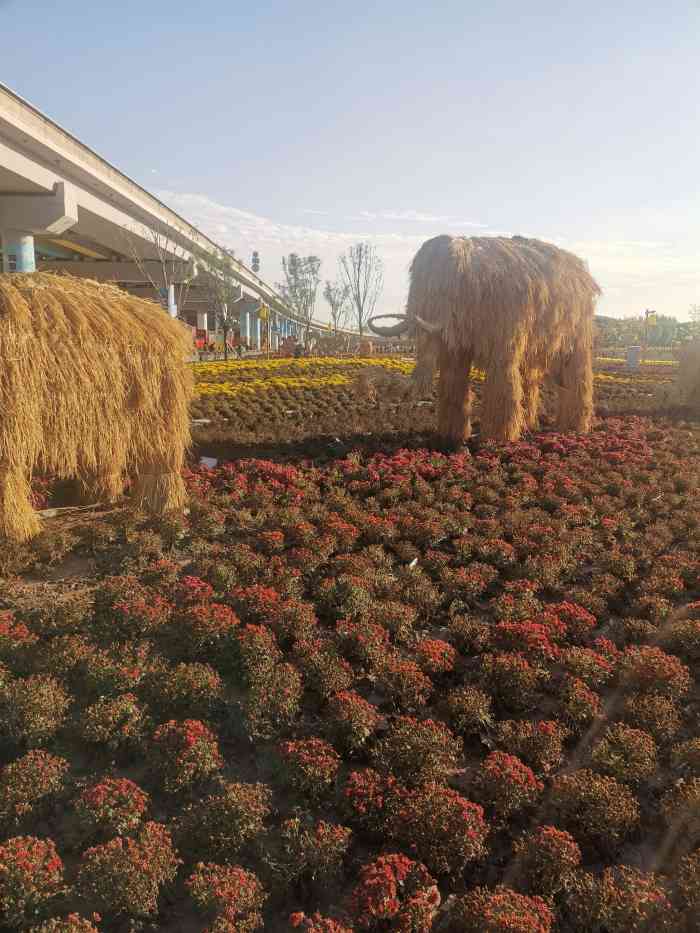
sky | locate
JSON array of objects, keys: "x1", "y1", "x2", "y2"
[{"x1": 2, "y1": 0, "x2": 699, "y2": 322}]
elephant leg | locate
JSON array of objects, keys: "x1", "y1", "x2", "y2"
[
  {"x1": 521, "y1": 366, "x2": 544, "y2": 432},
  {"x1": 412, "y1": 333, "x2": 442, "y2": 397},
  {"x1": 480, "y1": 339, "x2": 527, "y2": 443},
  {"x1": 0, "y1": 462, "x2": 41, "y2": 541},
  {"x1": 437, "y1": 344, "x2": 473, "y2": 448},
  {"x1": 76, "y1": 470, "x2": 125, "y2": 505},
  {"x1": 555, "y1": 336, "x2": 594, "y2": 433},
  {"x1": 131, "y1": 459, "x2": 186, "y2": 516}
]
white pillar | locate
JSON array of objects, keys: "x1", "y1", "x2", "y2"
[
  {"x1": 196, "y1": 311, "x2": 208, "y2": 332},
  {"x1": 1, "y1": 230, "x2": 36, "y2": 273}
]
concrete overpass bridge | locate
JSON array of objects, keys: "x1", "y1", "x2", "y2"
[{"x1": 0, "y1": 82, "x2": 372, "y2": 351}]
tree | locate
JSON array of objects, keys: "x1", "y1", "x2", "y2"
[
  {"x1": 195, "y1": 247, "x2": 246, "y2": 360},
  {"x1": 323, "y1": 279, "x2": 350, "y2": 335},
  {"x1": 339, "y1": 243, "x2": 383, "y2": 337},
  {"x1": 122, "y1": 226, "x2": 196, "y2": 315},
  {"x1": 277, "y1": 254, "x2": 321, "y2": 346}
]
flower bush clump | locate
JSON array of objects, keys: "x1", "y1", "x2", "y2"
[
  {"x1": 442, "y1": 685, "x2": 493, "y2": 734},
  {"x1": 512, "y1": 825, "x2": 581, "y2": 898},
  {"x1": 374, "y1": 654, "x2": 433, "y2": 709},
  {"x1": 267, "y1": 815, "x2": 352, "y2": 885},
  {"x1": 243, "y1": 661, "x2": 303, "y2": 738},
  {"x1": 93, "y1": 576, "x2": 172, "y2": 640},
  {"x1": 678, "y1": 849, "x2": 700, "y2": 910},
  {"x1": 546, "y1": 769, "x2": 640, "y2": 850},
  {"x1": 78, "y1": 692, "x2": 149, "y2": 751},
  {"x1": 444, "y1": 885, "x2": 554, "y2": 933},
  {"x1": 619, "y1": 692, "x2": 680, "y2": 742},
  {"x1": 0, "y1": 675, "x2": 71, "y2": 746},
  {"x1": 349, "y1": 853, "x2": 439, "y2": 931},
  {"x1": 561, "y1": 646, "x2": 615, "y2": 688},
  {"x1": 569, "y1": 867, "x2": 678, "y2": 932},
  {"x1": 414, "y1": 638, "x2": 457, "y2": 674},
  {"x1": 492, "y1": 719, "x2": 567, "y2": 773},
  {"x1": 590, "y1": 723, "x2": 657, "y2": 784},
  {"x1": 186, "y1": 862, "x2": 266, "y2": 933},
  {"x1": 170, "y1": 601, "x2": 240, "y2": 658},
  {"x1": 479, "y1": 652, "x2": 547, "y2": 710},
  {"x1": 289, "y1": 912, "x2": 353, "y2": 932},
  {"x1": 277, "y1": 738, "x2": 341, "y2": 800},
  {"x1": 670, "y1": 738, "x2": 700, "y2": 775},
  {"x1": 150, "y1": 720, "x2": 223, "y2": 793},
  {"x1": 660, "y1": 778, "x2": 700, "y2": 849},
  {"x1": 77, "y1": 821, "x2": 179, "y2": 918},
  {"x1": 75, "y1": 777, "x2": 149, "y2": 837},
  {"x1": 325, "y1": 690, "x2": 382, "y2": 753},
  {"x1": 560, "y1": 676, "x2": 602, "y2": 731},
  {"x1": 372, "y1": 716, "x2": 462, "y2": 785},
  {"x1": 471, "y1": 752, "x2": 543, "y2": 820},
  {"x1": 0, "y1": 836, "x2": 65, "y2": 927},
  {"x1": 390, "y1": 781, "x2": 488, "y2": 875},
  {"x1": 619, "y1": 645, "x2": 691, "y2": 697},
  {"x1": 335, "y1": 618, "x2": 390, "y2": 669},
  {"x1": 341, "y1": 769, "x2": 397, "y2": 835},
  {"x1": 150, "y1": 661, "x2": 224, "y2": 717},
  {"x1": 28, "y1": 914, "x2": 100, "y2": 932},
  {"x1": 177, "y1": 781, "x2": 272, "y2": 863},
  {"x1": 0, "y1": 751, "x2": 69, "y2": 826},
  {"x1": 293, "y1": 637, "x2": 354, "y2": 698},
  {"x1": 0, "y1": 609, "x2": 38, "y2": 665}
]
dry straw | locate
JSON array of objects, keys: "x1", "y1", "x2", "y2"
[
  {"x1": 673, "y1": 339, "x2": 700, "y2": 410},
  {"x1": 0, "y1": 272, "x2": 193, "y2": 540},
  {"x1": 406, "y1": 235, "x2": 601, "y2": 443}
]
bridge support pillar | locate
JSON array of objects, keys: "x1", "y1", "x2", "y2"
[{"x1": 1, "y1": 230, "x2": 36, "y2": 272}]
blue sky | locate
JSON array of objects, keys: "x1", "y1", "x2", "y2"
[{"x1": 2, "y1": 0, "x2": 698, "y2": 320}]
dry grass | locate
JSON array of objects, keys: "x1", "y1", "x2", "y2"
[
  {"x1": 406, "y1": 235, "x2": 601, "y2": 443},
  {"x1": 0, "y1": 272, "x2": 192, "y2": 540},
  {"x1": 673, "y1": 339, "x2": 700, "y2": 410}
]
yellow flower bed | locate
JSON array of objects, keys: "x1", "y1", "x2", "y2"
[
  {"x1": 191, "y1": 355, "x2": 673, "y2": 399},
  {"x1": 192, "y1": 357, "x2": 415, "y2": 397},
  {"x1": 596, "y1": 356, "x2": 677, "y2": 367}
]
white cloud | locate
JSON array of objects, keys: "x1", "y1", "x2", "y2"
[
  {"x1": 157, "y1": 189, "x2": 700, "y2": 321},
  {"x1": 353, "y1": 209, "x2": 488, "y2": 226}
]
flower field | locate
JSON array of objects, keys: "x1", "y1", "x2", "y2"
[
  {"x1": 0, "y1": 361, "x2": 699, "y2": 930},
  {"x1": 190, "y1": 355, "x2": 678, "y2": 450}
]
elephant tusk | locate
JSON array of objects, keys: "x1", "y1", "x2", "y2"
[{"x1": 414, "y1": 315, "x2": 442, "y2": 334}]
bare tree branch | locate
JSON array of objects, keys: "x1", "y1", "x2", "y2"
[
  {"x1": 323, "y1": 278, "x2": 350, "y2": 335},
  {"x1": 339, "y1": 243, "x2": 383, "y2": 337},
  {"x1": 121, "y1": 226, "x2": 195, "y2": 314},
  {"x1": 277, "y1": 254, "x2": 321, "y2": 346}
]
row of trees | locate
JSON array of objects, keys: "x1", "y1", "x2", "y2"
[
  {"x1": 125, "y1": 226, "x2": 386, "y2": 352},
  {"x1": 276, "y1": 243, "x2": 384, "y2": 344},
  {"x1": 596, "y1": 307, "x2": 700, "y2": 349}
]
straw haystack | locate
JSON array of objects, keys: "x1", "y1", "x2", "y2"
[
  {"x1": 0, "y1": 272, "x2": 193, "y2": 541},
  {"x1": 369, "y1": 235, "x2": 601, "y2": 445},
  {"x1": 672, "y1": 339, "x2": 700, "y2": 410}
]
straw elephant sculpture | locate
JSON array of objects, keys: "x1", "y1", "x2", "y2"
[
  {"x1": 370, "y1": 235, "x2": 601, "y2": 445},
  {"x1": 0, "y1": 272, "x2": 193, "y2": 541}
]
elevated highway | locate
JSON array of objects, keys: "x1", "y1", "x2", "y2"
[{"x1": 0, "y1": 83, "x2": 372, "y2": 350}]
